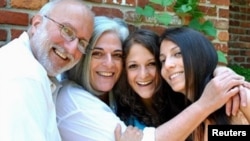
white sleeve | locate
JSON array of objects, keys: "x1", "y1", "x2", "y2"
[
  {"x1": 56, "y1": 82, "x2": 156, "y2": 141},
  {"x1": 142, "y1": 127, "x2": 155, "y2": 141},
  {"x1": 56, "y1": 83, "x2": 127, "y2": 141},
  {"x1": 0, "y1": 78, "x2": 60, "y2": 141}
]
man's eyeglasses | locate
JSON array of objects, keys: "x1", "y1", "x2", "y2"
[{"x1": 44, "y1": 15, "x2": 89, "y2": 54}]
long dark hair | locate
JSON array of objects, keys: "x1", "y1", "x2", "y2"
[
  {"x1": 114, "y1": 29, "x2": 174, "y2": 127},
  {"x1": 160, "y1": 27, "x2": 231, "y2": 141}
]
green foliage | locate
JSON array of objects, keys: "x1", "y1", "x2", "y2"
[
  {"x1": 155, "y1": 13, "x2": 173, "y2": 25},
  {"x1": 217, "y1": 50, "x2": 228, "y2": 65},
  {"x1": 174, "y1": 0, "x2": 203, "y2": 18},
  {"x1": 188, "y1": 18, "x2": 217, "y2": 37},
  {"x1": 136, "y1": 5, "x2": 155, "y2": 17},
  {"x1": 217, "y1": 51, "x2": 250, "y2": 82},
  {"x1": 228, "y1": 64, "x2": 250, "y2": 82},
  {"x1": 135, "y1": 0, "x2": 217, "y2": 37},
  {"x1": 150, "y1": 0, "x2": 174, "y2": 6}
]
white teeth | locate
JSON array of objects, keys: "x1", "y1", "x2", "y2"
[
  {"x1": 137, "y1": 81, "x2": 151, "y2": 85},
  {"x1": 98, "y1": 72, "x2": 113, "y2": 76},
  {"x1": 170, "y1": 72, "x2": 182, "y2": 79},
  {"x1": 55, "y1": 49, "x2": 67, "y2": 59}
]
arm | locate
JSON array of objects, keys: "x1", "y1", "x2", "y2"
[
  {"x1": 56, "y1": 82, "x2": 128, "y2": 141},
  {"x1": 0, "y1": 78, "x2": 59, "y2": 141},
  {"x1": 58, "y1": 81, "x2": 158, "y2": 141},
  {"x1": 214, "y1": 66, "x2": 247, "y2": 116},
  {"x1": 155, "y1": 70, "x2": 244, "y2": 141}
]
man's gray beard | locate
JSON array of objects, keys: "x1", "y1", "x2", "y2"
[
  {"x1": 30, "y1": 25, "x2": 61, "y2": 77},
  {"x1": 31, "y1": 25, "x2": 80, "y2": 77}
]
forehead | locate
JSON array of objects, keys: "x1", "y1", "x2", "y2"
[
  {"x1": 160, "y1": 40, "x2": 178, "y2": 51},
  {"x1": 95, "y1": 31, "x2": 122, "y2": 50},
  {"x1": 127, "y1": 44, "x2": 154, "y2": 60},
  {"x1": 50, "y1": 2, "x2": 93, "y2": 40}
]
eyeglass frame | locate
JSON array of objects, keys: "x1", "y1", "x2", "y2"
[{"x1": 43, "y1": 15, "x2": 89, "y2": 54}]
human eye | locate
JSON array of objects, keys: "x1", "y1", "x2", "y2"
[
  {"x1": 92, "y1": 50, "x2": 103, "y2": 59},
  {"x1": 112, "y1": 53, "x2": 123, "y2": 60},
  {"x1": 174, "y1": 51, "x2": 182, "y2": 58},
  {"x1": 159, "y1": 56, "x2": 165, "y2": 64},
  {"x1": 127, "y1": 64, "x2": 138, "y2": 69},
  {"x1": 148, "y1": 61, "x2": 156, "y2": 67},
  {"x1": 79, "y1": 39, "x2": 88, "y2": 48},
  {"x1": 61, "y1": 26, "x2": 75, "y2": 41}
]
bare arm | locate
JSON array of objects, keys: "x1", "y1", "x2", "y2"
[
  {"x1": 155, "y1": 70, "x2": 244, "y2": 141},
  {"x1": 114, "y1": 70, "x2": 245, "y2": 141}
]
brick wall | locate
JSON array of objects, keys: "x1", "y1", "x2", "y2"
[
  {"x1": 1, "y1": 0, "x2": 247, "y2": 68},
  {"x1": 229, "y1": 0, "x2": 250, "y2": 68}
]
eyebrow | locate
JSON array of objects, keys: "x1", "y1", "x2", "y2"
[{"x1": 93, "y1": 47, "x2": 123, "y2": 52}]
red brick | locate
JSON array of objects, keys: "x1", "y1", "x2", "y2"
[
  {"x1": 233, "y1": 56, "x2": 245, "y2": 62},
  {"x1": 140, "y1": 25, "x2": 166, "y2": 36},
  {"x1": 0, "y1": 29, "x2": 7, "y2": 41},
  {"x1": 240, "y1": 22, "x2": 250, "y2": 28},
  {"x1": 11, "y1": 29, "x2": 24, "y2": 40},
  {"x1": 214, "y1": 43, "x2": 228, "y2": 52},
  {"x1": 228, "y1": 48, "x2": 240, "y2": 56},
  {"x1": 11, "y1": 0, "x2": 48, "y2": 10},
  {"x1": 199, "y1": 5, "x2": 217, "y2": 17},
  {"x1": 0, "y1": 0, "x2": 6, "y2": 7},
  {"x1": 230, "y1": 5, "x2": 239, "y2": 12},
  {"x1": 210, "y1": 0, "x2": 230, "y2": 6},
  {"x1": 229, "y1": 20, "x2": 240, "y2": 26},
  {"x1": 126, "y1": 0, "x2": 136, "y2": 6},
  {"x1": 0, "y1": 10, "x2": 29, "y2": 26},
  {"x1": 137, "y1": 0, "x2": 149, "y2": 7},
  {"x1": 219, "y1": 9, "x2": 229, "y2": 18},
  {"x1": 218, "y1": 31, "x2": 229, "y2": 42},
  {"x1": 92, "y1": 6, "x2": 123, "y2": 18}
]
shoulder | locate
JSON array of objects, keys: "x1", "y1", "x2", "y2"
[
  {"x1": 0, "y1": 32, "x2": 47, "y2": 82},
  {"x1": 56, "y1": 80, "x2": 111, "y2": 111}
]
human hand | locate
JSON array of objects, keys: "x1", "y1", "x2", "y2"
[
  {"x1": 214, "y1": 66, "x2": 248, "y2": 116},
  {"x1": 225, "y1": 81, "x2": 250, "y2": 116},
  {"x1": 114, "y1": 124, "x2": 143, "y2": 141},
  {"x1": 198, "y1": 70, "x2": 244, "y2": 112}
]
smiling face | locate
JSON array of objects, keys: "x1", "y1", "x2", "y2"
[
  {"x1": 126, "y1": 44, "x2": 158, "y2": 100},
  {"x1": 29, "y1": 1, "x2": 94, "y2": 76},
  {"x1": 160, "y1": 40, "x2": 186, "y2": 94},
  {"x1": 89, "y1": 31, "x2": 123, "y2": 93}
]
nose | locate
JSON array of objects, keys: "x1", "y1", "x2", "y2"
[
  {"x1": 103, "y1": 54, "x2": 114, "y2": 68},
  {"x1": 139, "y1": 66, "x2": 149, "y2": 78},
  {"x1": 163, "y1": 58, "x2": 175, "y2": 70}
]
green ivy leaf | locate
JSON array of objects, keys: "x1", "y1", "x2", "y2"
[
  {"x1": 188, "y1": 18, "x2": 202, "y2": 30},
  {"x1": 135, "y1": 7, "x2": 144, "y2": 15},
  {"x1": 217, "y1": 50, "x2": 228, "y2": 65},
  {"x1": 176, "y1": 4, "x2": 192, "y2": 13},
  {"x1": 155, "y1": 13, "x2": 172, "y2": 25},
  {"x1": 135, "y1": 5, "x2": 155, "y2": 17},
  {"x1": 150, "y1": 0, "x2": 175, "y2": 6},
  {"x1": 201, "y1": 21, "x2": 217, "y2": 37}
]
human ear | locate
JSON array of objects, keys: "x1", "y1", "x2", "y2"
[{"x1": 29, "y1": 15, "x2": 43, "y2": 35}]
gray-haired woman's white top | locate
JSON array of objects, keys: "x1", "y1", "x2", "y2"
[{"x1": 56, "y1": 80, "x2": 155, "y2": 141}]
